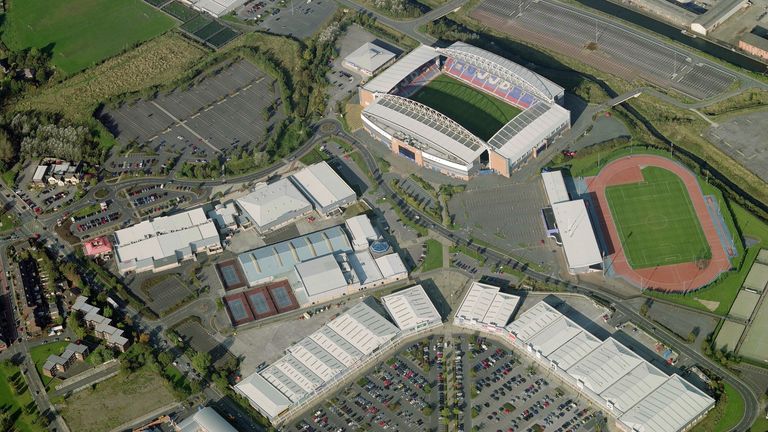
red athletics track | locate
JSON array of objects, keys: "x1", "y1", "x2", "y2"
[{"x1": 586, "y1": 154, "x2": 731, "y2": 292}]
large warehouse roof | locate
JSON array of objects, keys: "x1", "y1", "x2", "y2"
[
  {"x1": 541, "y1": 170, "x2": 570, "y2": 205},
  {"x1": 439, "y1": 42, "x2": 564, "y2": 103},
  {"x1": 488, "y1": 103, "x2": 570, "y2": 163},
  {"x1": 177, "y1": 406, "x2": 238, "y2": 432},
  {"x1": 363, "y1": 94, "x2": 486, "y2": 167},
  {"x1": 346, "y1": 215, "x2": 378, "y2": 250},
  {"x1": 505, "y1": 301, "x2": 714, "y2": 431},
  {"x1": 290, "y1": 161, "x2": 355, "y2": 211},
  {"x1": 237, "y1": 179, "x2": 311, "y2": 229},
  {"x1": 294, "y1": 254, "x2": 348, "y2": 299},
  {"x1": 237, "y1": 225, "x2": 352, "y2": 285},
  {"x1": 381, "y1": 285, "x2": 441, "y2": 331},
  {"x1": 236, "y1": 299, "x2": 400, "y2": 421},
  {"x1": 375, "y1": 253, "x2": 408, "y2": 278},
  {"x1": 456, "y1": 282, "x2": 519, "y2": 327},
  {"x1": 551, "y1": 200, "x2": 602, "y2": 272},
  {"x1": 618, "y1": 375, "x2": 715, "y2": 432},
  {"x1": 363, "y1": 45, "x2": 438, "y2": 93},
  {"x1": 567, "y1": 338, "x2": 644, "y2": 394}
]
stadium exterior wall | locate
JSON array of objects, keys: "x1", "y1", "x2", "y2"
[
  {"x1": 360, "y1": 88, "x2": 376, "y2": 107},
  {"x1": 488, "y1": 150, "x2": 510, "y2": 177}
]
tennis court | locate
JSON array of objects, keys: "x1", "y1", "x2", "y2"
[
  {"x1": 742, "y1": 262, "x2": 768, "y2": 293},
  {"x1": 714, "y1": 321, "x2": 745, "y2": 351},
  {"x1": 606, "y1": 166, "x2": 711, "y2": 269},
  {"x1": 216, "y1": 259, "x2": 247, "y2": 290},
  {"x1": 268, "y1": 282, "x2": 299, "y2": 312},
  {"x1": 740, "y1": 296, "x2": 768, "y2": 362},
  {"x1": 728, "y1": 290, "x2": 760, "y2": 320}
]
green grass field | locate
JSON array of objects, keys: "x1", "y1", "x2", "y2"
[
  {"x1": 410, "y1": 74, "x2": 521, "y2": 141},
  {"x1": 422, "y1": 239, "x2": 443, "y2": 272},
  {"x1": 0, "y1": 361, "x2": 46, "y2": 432},
  {"x1": 1, "y1": 0, "x2": 175, "y2": 76},
  {"x1": 606, "y1": 166, "x2": 711, "y2": 269}
]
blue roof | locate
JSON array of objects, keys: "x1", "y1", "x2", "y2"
[{"x1": 238, "y1": 225, "x2": 352, "y2": 285}]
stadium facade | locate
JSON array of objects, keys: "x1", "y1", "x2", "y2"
[{"x1": 359, "y1": 42, "x2": 570, "y2": 180}]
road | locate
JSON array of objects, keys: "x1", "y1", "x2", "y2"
[{"x1": 317, "y1": 118, "x2": 760, "y2": 431}]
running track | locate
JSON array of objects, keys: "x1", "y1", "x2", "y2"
[{"x1": 587, "y1": 155, "x2": 731, "y2": 292}]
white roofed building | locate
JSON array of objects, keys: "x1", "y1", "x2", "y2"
[
  {"x1": 381, "y1": 285, "x2": 441, "y2": 332},
  {"x1": 181, "y1": 0, "x2": 247, "y2": 17},
  {"x1": 113, "y1": 207, "x2": 222, "y2": 274},
  {"x1": 236, "y1": 179, "x2": 312, "y2": 233},
  {"x1": 541, "y1": 170, "x2": 570, "y2": 205},
  {"x1": 345, "y1": 215, "x2": 378, "y2": 250},
  {"x1": 290, "y1": 161, "x2": 356, "y2": 216},
  {"x1": 551, "y1": 200, "x2": 602, "y2": 274},
  {"x1": 176, "y1": 406, "x2": 238, "y2": 432},
  {"x1": 343, "y1": 42, "x2": 397, "y2": 77},
  {"x1": 455, "y1": 282, "x2": 519, "y2": 332},
  {"x1": 235, "y1": 300, "x2": 400, "y2": 423},
  {"x1": 208, "y1": 202, "x2": 240, "y2": 234},
  {"x1": 292, "y1": 254, "x2": 350, "y2": 305}
]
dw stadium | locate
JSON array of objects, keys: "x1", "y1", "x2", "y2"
[{"x1": 359, "y1": 42, "x2": 571, "y2": 180}]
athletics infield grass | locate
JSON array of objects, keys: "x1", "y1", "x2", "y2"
[
  {"x1": 606, "y1": 166, "x2": 711, "y2": 269},
  {"x1": 410, "y1": 74, "x2": 521, "y2": 141},
  {"x1": 1, "y1": 0, "x2": 175, "y2": 76}
]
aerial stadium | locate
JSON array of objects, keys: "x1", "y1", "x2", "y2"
[{"x1": 359, "y1": 42, "x2": 571, "y2": 179}]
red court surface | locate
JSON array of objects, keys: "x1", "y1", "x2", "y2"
[{"x1": 586, "y1": 155, "x2": 731, "y2": 292}]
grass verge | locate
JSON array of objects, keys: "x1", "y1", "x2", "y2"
[{"x1": 421, "y1": 239, "x2": 443, "y2": 272}]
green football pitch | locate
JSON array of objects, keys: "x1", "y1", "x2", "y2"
[
  {"x1": 409, "y1": 74, "x2": 521, "y2": 141},
  {"x1": 605, "y1": 166, "x2": 711, "y2": 269},
  {"x1": 0, "y1": 0, "x2": 175, "y2": 76}
]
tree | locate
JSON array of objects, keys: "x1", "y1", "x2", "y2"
[
  {"x1": 68, "y1": 311, "x2": 86, "y2": 339},
  {"x1": 158, "y1": 351, "x2": 174, "y2": 368},
  {"x1": 191, "y1": 351, "x2": 212, "y2": 375},
  {"x1": 0, "y1": 129, "x2": 15, "y2": 163}
]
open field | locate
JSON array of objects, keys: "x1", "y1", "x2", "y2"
[
  {"x1": 422, "y1": 239, "x2": 443, "y2": 272},
  {"x1": 13, "y1": 33, "x2": 207, "y2": 123},
  {"x1": 60, "y1": 367, "x2": 176, "y2": 432},
  {"x1": 410, "y1": 74, "x2": 521, "y2": 140},
  {"x1": 0, "y1": 0, "x2": 175, "y2": 76},
  {"x1": 0, "y1": 361, "x2": 46, "y2": 432},
  {"x1": 606, "y1": 166, "x2": 710, "y2": 269}
]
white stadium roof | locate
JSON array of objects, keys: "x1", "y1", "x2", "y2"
[
  {"x1": 363, "y1": 45, "x2": 438, "y2": 93},
  {"x1": 551, "y1": 200, "x2": 602, "y2": 272},
  {"x1": 363, "y1": 94, "x2": 486, "y2": 167},
  {"x1": 236, "y1": 179, "x2": 311, "y2": 229},
  {"x1": 505, "y1": 301, "x2": 714, "y2": 432},
  {"x1": 381, "y1": 285, "x2": 441, "y2": 331},
  {"x1": 456, "y1": 282, "x2": 519, "y2": 327},
  {"x1": 344, "y1": 42, "x2": 396, "y2": 74},
  {"x1": 541, "y1": 170, "x2": 570, "y2": 206},
  {"x1": 618, "y1": 375, "x2": 715, "y2": 432},
  {"x1": 439, "y1": 42, "x2": 564, "y2": 103},
  {"x1": 488, "y1": 103, "x2": 570, "y2": 163},
  {"x1": 290, "y1": 161, "x2": 355, "y2": 211}
]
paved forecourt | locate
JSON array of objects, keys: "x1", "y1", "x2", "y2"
[
  {"x1": 410, "y1": 74, "x2": 521, "y2": 141},
  {"x1": 588, "y1": 155, "x2": 731, "y2": 292},
  {"x1": 605, "y1": 166, "x2": 710, "y2": 269}
]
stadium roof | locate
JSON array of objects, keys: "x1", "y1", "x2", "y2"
[
  {"x1": 363, "y1": 94, "x2": 486, "y2": 167},
  {"x1": 488, "y1": 103, "x2": 570, "y2": 163},
  {"x1": 618, "y1": 375, "x2": 715, "y2": 432},
  {"x1": 566, "y1": 338, "x2": 644, "y2": 394},
  {"x1": 294, "y1": 254, "x2": 348, "y2": 298},
  {"x1": 551, "y1": 200, "x2": 602, "y2": 271},
  {"x1": 237, "y1": 225, "x2": 352, "y2": 285},
  {"x1": 290, "y1": 161, "x2": 355, "y2": 211},
  {"x1": 186, "y1": 0, "x2": 246, "y2": 17},
  {"x1": 363, "y1": 45, "x2": 439, "y2": 93},
  {"x1": 344, "y1": 42, "x2": 396, "y2": 74},
  {"x1": 381, "y1": 285, "x2": 441, "y2": 331},
  {"x1": 456, "y1": 282, "x2": 519, "y2": 327},
  {"x1": 505, "y1": 301, "x2": 563, "y2": 342},
  {"x1": 177, "y1": 406, "x2": 238, "y2": 432},
  {"x1": 439, "y1": 42, "x2": 564, "y2": 103},
  {"x1": 541, "y1": 170, "x2": 570, "y2": 205},
  {"x1": 237, "y1": 179, "x2": 311, "y2": 229}
]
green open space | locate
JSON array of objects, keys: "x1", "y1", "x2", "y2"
[
  {"x1": 421, "y1": 239, "x2": 443, "y2": 272},
  {"x1": 0, "y1": 361, "x2": 47, "y2": 432},
  {"x1": 691, "y1": 382, "x2": 744, "y2": 432},
  {"x1": 606, "y1": 166, "x2": 710, "y2": 269},
  {"x1": 0, "y1": 0, "x2": 176, "y2": 76},
  {"x1": 0, "y1": 211, "x2": 20, "y2": 232},
  {"x1": 60, "y1": 367, "x2": 177, "y2": 432},
  {"x1": 409, "y1": 74, "x2": 521, "y2": 141}
]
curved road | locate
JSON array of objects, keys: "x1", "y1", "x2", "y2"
[{"x1": 317, "y1": 119, "x2": 759, "y2": 431}]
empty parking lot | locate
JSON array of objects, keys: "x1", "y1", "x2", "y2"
[{"x1": 101, "y1": 60, "x2": 284, "y2": 153}]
